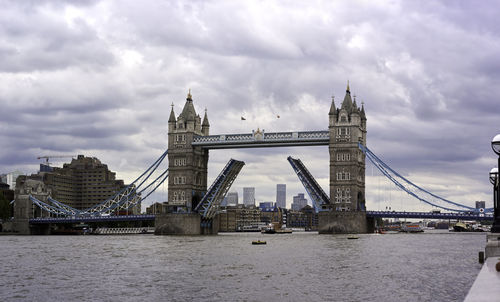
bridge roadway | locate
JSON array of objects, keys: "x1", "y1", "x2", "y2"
[
  {"x1": 29, "y1": 211, "x2": 493, "y2": 224},
  {"x1": 29, "y1": 214, "x2": 156, "y2": 224},
  {"x1": 366, "y1": 211, "x2": 493, "y2": 221}
]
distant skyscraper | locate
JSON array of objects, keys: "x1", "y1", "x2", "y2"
[
  {"x1": 3, "y1": 170, "x2": 23, "y2": 190},
  {"x1": 475, "y1": 201, "x2": 486, "y2": 210},
  {"x1": 276, "y1": 184, "x2": 286, "y2": 208},
  {"x1": 243, "y1": 187, "x2": 255, "y2": 207},
  {"x1": 226, "y1": 192, "x2": 238, "y2": 206},
  {"x1": 291, "y1": 193, "x2": 308, "y2": 211}
]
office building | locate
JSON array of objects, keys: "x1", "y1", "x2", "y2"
[
  {"x1": 291, "y1": 193, "x2": 308, "y2": 211},
  {"x1": 1, "y1": 170, "x2": 24, "y2": 190},
  {"x1": 243, "y1": 187, "x2": 255, "y2": 207},
  {"x1": 276, "y1": 184, "x2": 286, "y2": 208},
  {"x1": 226, "y1": 192, "x2": 238, "y2": 206}
]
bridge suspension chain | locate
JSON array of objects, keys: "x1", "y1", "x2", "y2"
[{"x1": 359, "y1": 143, "x2": 488, "y2": 213}]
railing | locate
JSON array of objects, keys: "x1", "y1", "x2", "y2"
[
  {"x1": 366, "y1": 211, "x2": 494, "y2": 221},
  {"x1": 29, "y1": 214, "x2": 156, "y2": 224}
]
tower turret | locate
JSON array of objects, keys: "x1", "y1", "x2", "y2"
[
  {"x1": 329, "y1": 96, "x2": 337, "y2": 128},
  {"x1": 168, "y1": 103, "x2": 176, "y2": 132},
  {"x1": 202, "y1": 109, "x2": 210, "y2": 136}
]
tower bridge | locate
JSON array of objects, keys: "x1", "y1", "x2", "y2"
[
  {"x1": 20, "y1": 83, "x2": 490, "y2": 235},
  {"x1": 155, "y1": 83, "x2": 368, "y2": 234}
]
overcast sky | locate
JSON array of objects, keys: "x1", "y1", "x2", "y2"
[{"x1": 1, "y1": 0, "x2": 499, "y2": 211}]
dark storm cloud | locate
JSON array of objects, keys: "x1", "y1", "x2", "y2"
[{"x1": 1, "y1": 0, "x2": 499, "y2": 208}]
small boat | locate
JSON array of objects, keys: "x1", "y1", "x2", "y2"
[
  {"x1": 453, "y1": 222, "x2": 469, "y2": 232},
  {"x1": 400, "y1": 223, "x2": 424, "y2": 233},
  {"x1": 252, "y1": 240, "x2": 267, "y2": 245},
  {"x1": 347, "y1": 236, "x2": 359, "y2": 240}
]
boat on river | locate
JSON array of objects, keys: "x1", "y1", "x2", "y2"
[
  {"x1": 452, "y1": 222, "x2": 489, "y2": 232},
  {"x1": 252, "y1": 240, "x2": 267, "y2": 245},
  {"x1": 400, "y1": 223, "x2": 424, "y2": 233}
]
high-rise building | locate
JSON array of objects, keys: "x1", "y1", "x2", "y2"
[
  {"x1": 329, "y1": 82, "x2": 367, "y2": 212},
  {"x1": 276, "y1": 184, "x2": 286, "y2": 208},
  {"x1": 221, "y1": 196, "x2": 228, "y2": 207},
  {"x1": 243, "y1": 187, "x2": 255, "y2": 207},
  {"x1": 1, "y1": 170, "x2": 24, "y2": 190},
  {"x1": 291, "y1": 193, "x2": 308, "y2": 211},
  {"x1": 226, "y1": 192, "x2": 238, "y2": 206},
  {"x1": 475, "y1": 201, "x2": 486, "y2": 210}
]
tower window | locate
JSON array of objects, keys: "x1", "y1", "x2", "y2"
[
  {"x1": 175, "y1": 134, "x2": 186, "y2": 143},
  {"x1": 337, "y1": 153, "x2": 351, "y2": 161}
]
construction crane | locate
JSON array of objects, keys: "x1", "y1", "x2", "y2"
[{"x1": 37, "y1": 155, "x2": 76, "y2": 166}]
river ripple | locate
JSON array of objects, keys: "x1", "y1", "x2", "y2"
[{"x1": 0, "y1": 230, "x2": 484, "y2": 302}]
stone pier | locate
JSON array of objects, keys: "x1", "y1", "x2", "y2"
[
  {"x1": 155, "y1": 213, "x2": 218, "y2": 235},
  {"x1": 318, "y1": 211, "x2": 374, "y2": 234}
]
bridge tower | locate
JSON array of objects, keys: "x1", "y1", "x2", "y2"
[
  {"x1": 328, "y1": 82, "x2": 367, "y2": 212},
  {"x1": 167, "y1": 91, "x2": 210, "y2": 212}
]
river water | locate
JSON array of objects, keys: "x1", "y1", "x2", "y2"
[{"x1": 0, "y1": 230, "x2": 485, "y2": 302}]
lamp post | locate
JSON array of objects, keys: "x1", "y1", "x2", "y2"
[{"x1": 491, "y1": 134, "x2": 500, "y2": 233}]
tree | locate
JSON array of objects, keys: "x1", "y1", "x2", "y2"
[{"x1": 0, "y1": 192, "x2": 12, "y2": 220}]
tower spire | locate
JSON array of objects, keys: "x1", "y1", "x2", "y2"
[
  {"x1": 168, "y1": 102, "x2": 176, "y2": 123},
  {"x1": 329, "y1": 95, "x2": 336, "y2": 115},
  {"x1": 346, "y1": 80, "x2": 350, "y2": 93},
  {"x1": 202, "y1": 108, "x2": 210, "y2": 127},
  {"x1": 360, "y1": 101, "x2": 366, "y2": 120}
]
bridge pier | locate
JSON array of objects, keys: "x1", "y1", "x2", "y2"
[
  {"x1": 155, "y1": 213, "x2": 218, "y2": 235},
  {"x1": 318, "y1": 211, "x2": 374, "y2": 234}
]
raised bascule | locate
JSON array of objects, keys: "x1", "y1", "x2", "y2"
[{"x1": 19, "y1": 83, "x2": 494, "y2": 235}]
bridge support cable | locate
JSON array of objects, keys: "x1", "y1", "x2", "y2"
[
  {"x1": 359, "y1": 143, "x2": 478, "y2": 212},
  {"x1": 362, "y1": 144, "x2": 475, "y2": 210},
  {"x1": 81, "y1": 149, "x2": 169, "y2": 215},
  {"x1": 98, "y1": 170, "x2": 171, "y2": 215},
  {"x1": 29, "y1": 195, "x2": 71, "y2": 216},
  {"x1": 121, "y1": 170, "x2": 170, "y2": 212},
  {"x1": 195, "y1": 159, "x2": 245, "y2": 219},
  {"x1": 47, "y1": 197, "x2": 82, "y2": 216},
  {"x1": 287, "y1": 156, "x2": 329, "y2": 213},
  {"x1": 84, "y1": 168, "x2": 170, "y2": 216}
]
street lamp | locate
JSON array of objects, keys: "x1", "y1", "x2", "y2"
[
  {"x1": 491, "y1": 134, "x2": 500, "y2": 233},
  {"x1": 490, "y1": 167, "x2": 498, "y2": 185}
]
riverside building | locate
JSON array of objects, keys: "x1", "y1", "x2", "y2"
[{"x1": 15, "y1": 155, "x2": 139, "y2": 215}]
